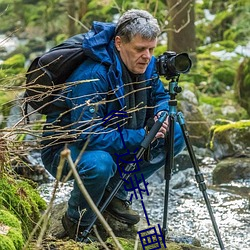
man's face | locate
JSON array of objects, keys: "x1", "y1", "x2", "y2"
[{"x1": 115, "y1": 35, "x2": 157, "y2": 74}]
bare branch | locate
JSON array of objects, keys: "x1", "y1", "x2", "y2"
[{"x1": 62, "y1": 148, "x2": 124, "y2": 250}]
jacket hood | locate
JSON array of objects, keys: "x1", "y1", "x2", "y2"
[{"x1": 82, "y1": 21, "x2": 116, "y2": 65}]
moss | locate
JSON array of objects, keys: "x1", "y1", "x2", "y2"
[
  {"x1": 0, "y1": 209, "x2": 21, "y2": 229},
  {"x1": 7, "y1": 228, "x2": 24, "y2": 249},
  {"x1": 1, "y1": 54, "x2": 25, "y2": 69},
  {"x1": 217, "y1": 40, "x2": 237, "y2": 51},
  {"x1": 0, "y1": 174, "x2": 47, "y2": 239},
  {"x1": 0, "y1": 54, "x2": 26, "y2": 86},
  {"x1": 199, "y1": 95, "x2": 224, "y2": 107},
  {"x1": 106, "y1": 237, "x2": 134, "y2": 250},
  {"x1": 213, "y1": 120, "x2": 250, "y2": 133},
  {"x1": 199, "y1": 90, "x2": 248, "y2": 122},
  {"x1": 209, "y1": 120, "x2": 250, "y2": 151},
  {"x1": 213, "y1": 67, "x2": 235, "y2": 86},
  {"x1": 0, "y1": 235, "x2": 16, "y2": 250},
  {"x1": 0, "y1": 209, "x2": 24, "y2": 249}
]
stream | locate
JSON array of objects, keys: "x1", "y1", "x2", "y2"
[{"x1": 38, "y1": 155, "x2": 250, "y2": 250}]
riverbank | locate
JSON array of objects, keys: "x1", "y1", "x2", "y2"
[{"x1": 38, "y1": 155, "x2": 250, "y2": 250}]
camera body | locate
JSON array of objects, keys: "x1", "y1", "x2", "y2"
[{"x1": 156, "y1": 51, "x2": 192, "y2": 79}]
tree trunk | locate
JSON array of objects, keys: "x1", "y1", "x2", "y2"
[
  {"x1": 78, "y1": 0, "x2": 88, "y2": 20},
  {"x1": 67, "y1": 0, "x2": 76, "y2": 36},
  {"x1": 167, "y1": 0, "x2": 196, "y2": 62}
]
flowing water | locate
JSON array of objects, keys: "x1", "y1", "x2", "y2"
[
  {"x1": 135, "y1": 157, "x2": 250, "y2": 250},
  {"x1": 38, "y1": 156, "x2": 250, "y2": 250}
]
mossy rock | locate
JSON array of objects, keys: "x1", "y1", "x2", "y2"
[
  {"x1": 0, "y1": 209, "x2": 24, "y2": 250},
  {"x1": 0, "y1": 174, "x2": 47, "y2": 239},
  {"x1": 209, "y1": 120, "x2": 250, "y2": 160}
]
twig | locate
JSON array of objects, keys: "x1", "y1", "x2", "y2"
[
  {"x1": 61, "y1": 148, "x2": 124, "y2": 250},
  {"x1": 93, "y1": 225, "x2": 109, "y2": 250},
  {"x1": 68, "y1": 14, "x2": 89, "y2": 31}
]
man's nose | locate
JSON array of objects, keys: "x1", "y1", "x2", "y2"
[{"x1": 142, "y1": 49, "x2": 151, "y2": 59}]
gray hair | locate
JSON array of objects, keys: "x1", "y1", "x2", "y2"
[{"x1": 115, "y1": 9, "x2": 160, "y2": 43}]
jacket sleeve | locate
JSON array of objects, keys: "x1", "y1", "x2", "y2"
[{"x1": 65, "y1": 61, "x2": 146, "y2": 154}]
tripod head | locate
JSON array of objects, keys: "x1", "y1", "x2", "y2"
[{"x1": 168, "y1": 76, "x2": 182, "y2": 100}]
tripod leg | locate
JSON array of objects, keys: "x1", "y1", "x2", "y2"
[
  {"x1": 162, "y1": 114, "x2": 175, "y2": 239},
  {"x1": 177, "y1": 112, "x2": 225, "y2": 250}
]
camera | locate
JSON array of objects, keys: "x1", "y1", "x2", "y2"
[{"x1": 156, "y1": 51, "x2": 192, "y2": 79}]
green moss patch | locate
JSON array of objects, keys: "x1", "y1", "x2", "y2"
[
  {"x1": 0, "y1": 174, "x2": 47, "y2": 239},
  {"x1": 0, "y1": 209, "x2": 24, "y2": 250},
  {"x1": 209, "y1": 120, "x2": 250, "y2": 152}
]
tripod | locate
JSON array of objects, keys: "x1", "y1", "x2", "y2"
[
  {"x1": 82, "y1": 77, "x2": 225, "y2": 250},
  {"x1": 162, "y1": 77, "x2": 225, "y2": 249}
]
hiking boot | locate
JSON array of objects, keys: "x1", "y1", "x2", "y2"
[
  {"x1": 61, "y1": 213, "x2": 97, "y2": 243},
  {"x1": 105, "y1": 196, "x2": 140, "y2": 225}
]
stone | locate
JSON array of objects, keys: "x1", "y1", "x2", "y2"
[{"x1": 213, "y1": 157, "x2": 250, "y2": 184}]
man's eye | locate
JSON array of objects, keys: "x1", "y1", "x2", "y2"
[{"x1": 136, "y1": 48, "x2": 144, "y2": 52}]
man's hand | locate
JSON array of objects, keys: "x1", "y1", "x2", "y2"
[{"x1": 154, "y1": 111, "x2": 169, "y2": 139}]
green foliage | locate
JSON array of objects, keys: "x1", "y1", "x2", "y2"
[
  {"x1": 0, "y1": 54, "x2": 26, "y2": 84},
  {"x1": 213, "y1": 67, "x2": 235, "y2": 86},
  {"x1": 209, "y1": 10, "x2": 234, "y2": 42},
  {"x1": 0, "y1": 209, "x2": 21, "y2": 229},
  {"x1": 199, "y1": 95, "x2": 224, "y2": 107},
  {"x1": 0, "y1": 209, "x2": 24, "y2": 250},
  {"x1": 234, "y1": 57, "x2": 250, "y2": 115},
  {"x1": 55, "y1": 33, "x2": 69, "y2": 45},
  {"x1": 1, "y1": 54, "x2": 25, "y2": 69},
  {"x1": 0, "y1": 175, "x2": 47, "y2": 239},
  {"x1": 196, "y1": 0, "x2": 250, "y2": 47},
  {"x1": 192, "y1": 40, "x2": 241, "y2": 96},
  {"x1": 106, "y1": 237, "x2": 134, "y2": 250},
  {"x1": 154, "y1": 44, "x2": 168, "y2": 57},
  {"x1": 0, "y1": 235, "x2": 16, "y2": 250},
  {"x1": 199, "y1": 91, "x2": 248, "y2": 121}
]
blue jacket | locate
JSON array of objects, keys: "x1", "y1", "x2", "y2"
[{"x1": 44, "y1": 21, "x2": 170, "y2": 154}]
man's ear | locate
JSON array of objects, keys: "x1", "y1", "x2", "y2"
[{"x1": 115, "y1": 36, "x2": 122, "y2": 51}]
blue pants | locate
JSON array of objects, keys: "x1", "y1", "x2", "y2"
[{"x1": 41, "y1": 123, "x2": 185, "y2": 226}]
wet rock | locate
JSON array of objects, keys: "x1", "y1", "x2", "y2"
[
  {"x1": 213, "y1": 157, "x2": 250, "y2": 184},
  {"x1": 179, "y1": 100, "x2": 211, "y2": 148},
  {"x1": 46, "y1": 201, "x2": 212, "y2": 250},
  {"x1": 170, "y1": 168, "x2": 193, "y2": 189}
]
